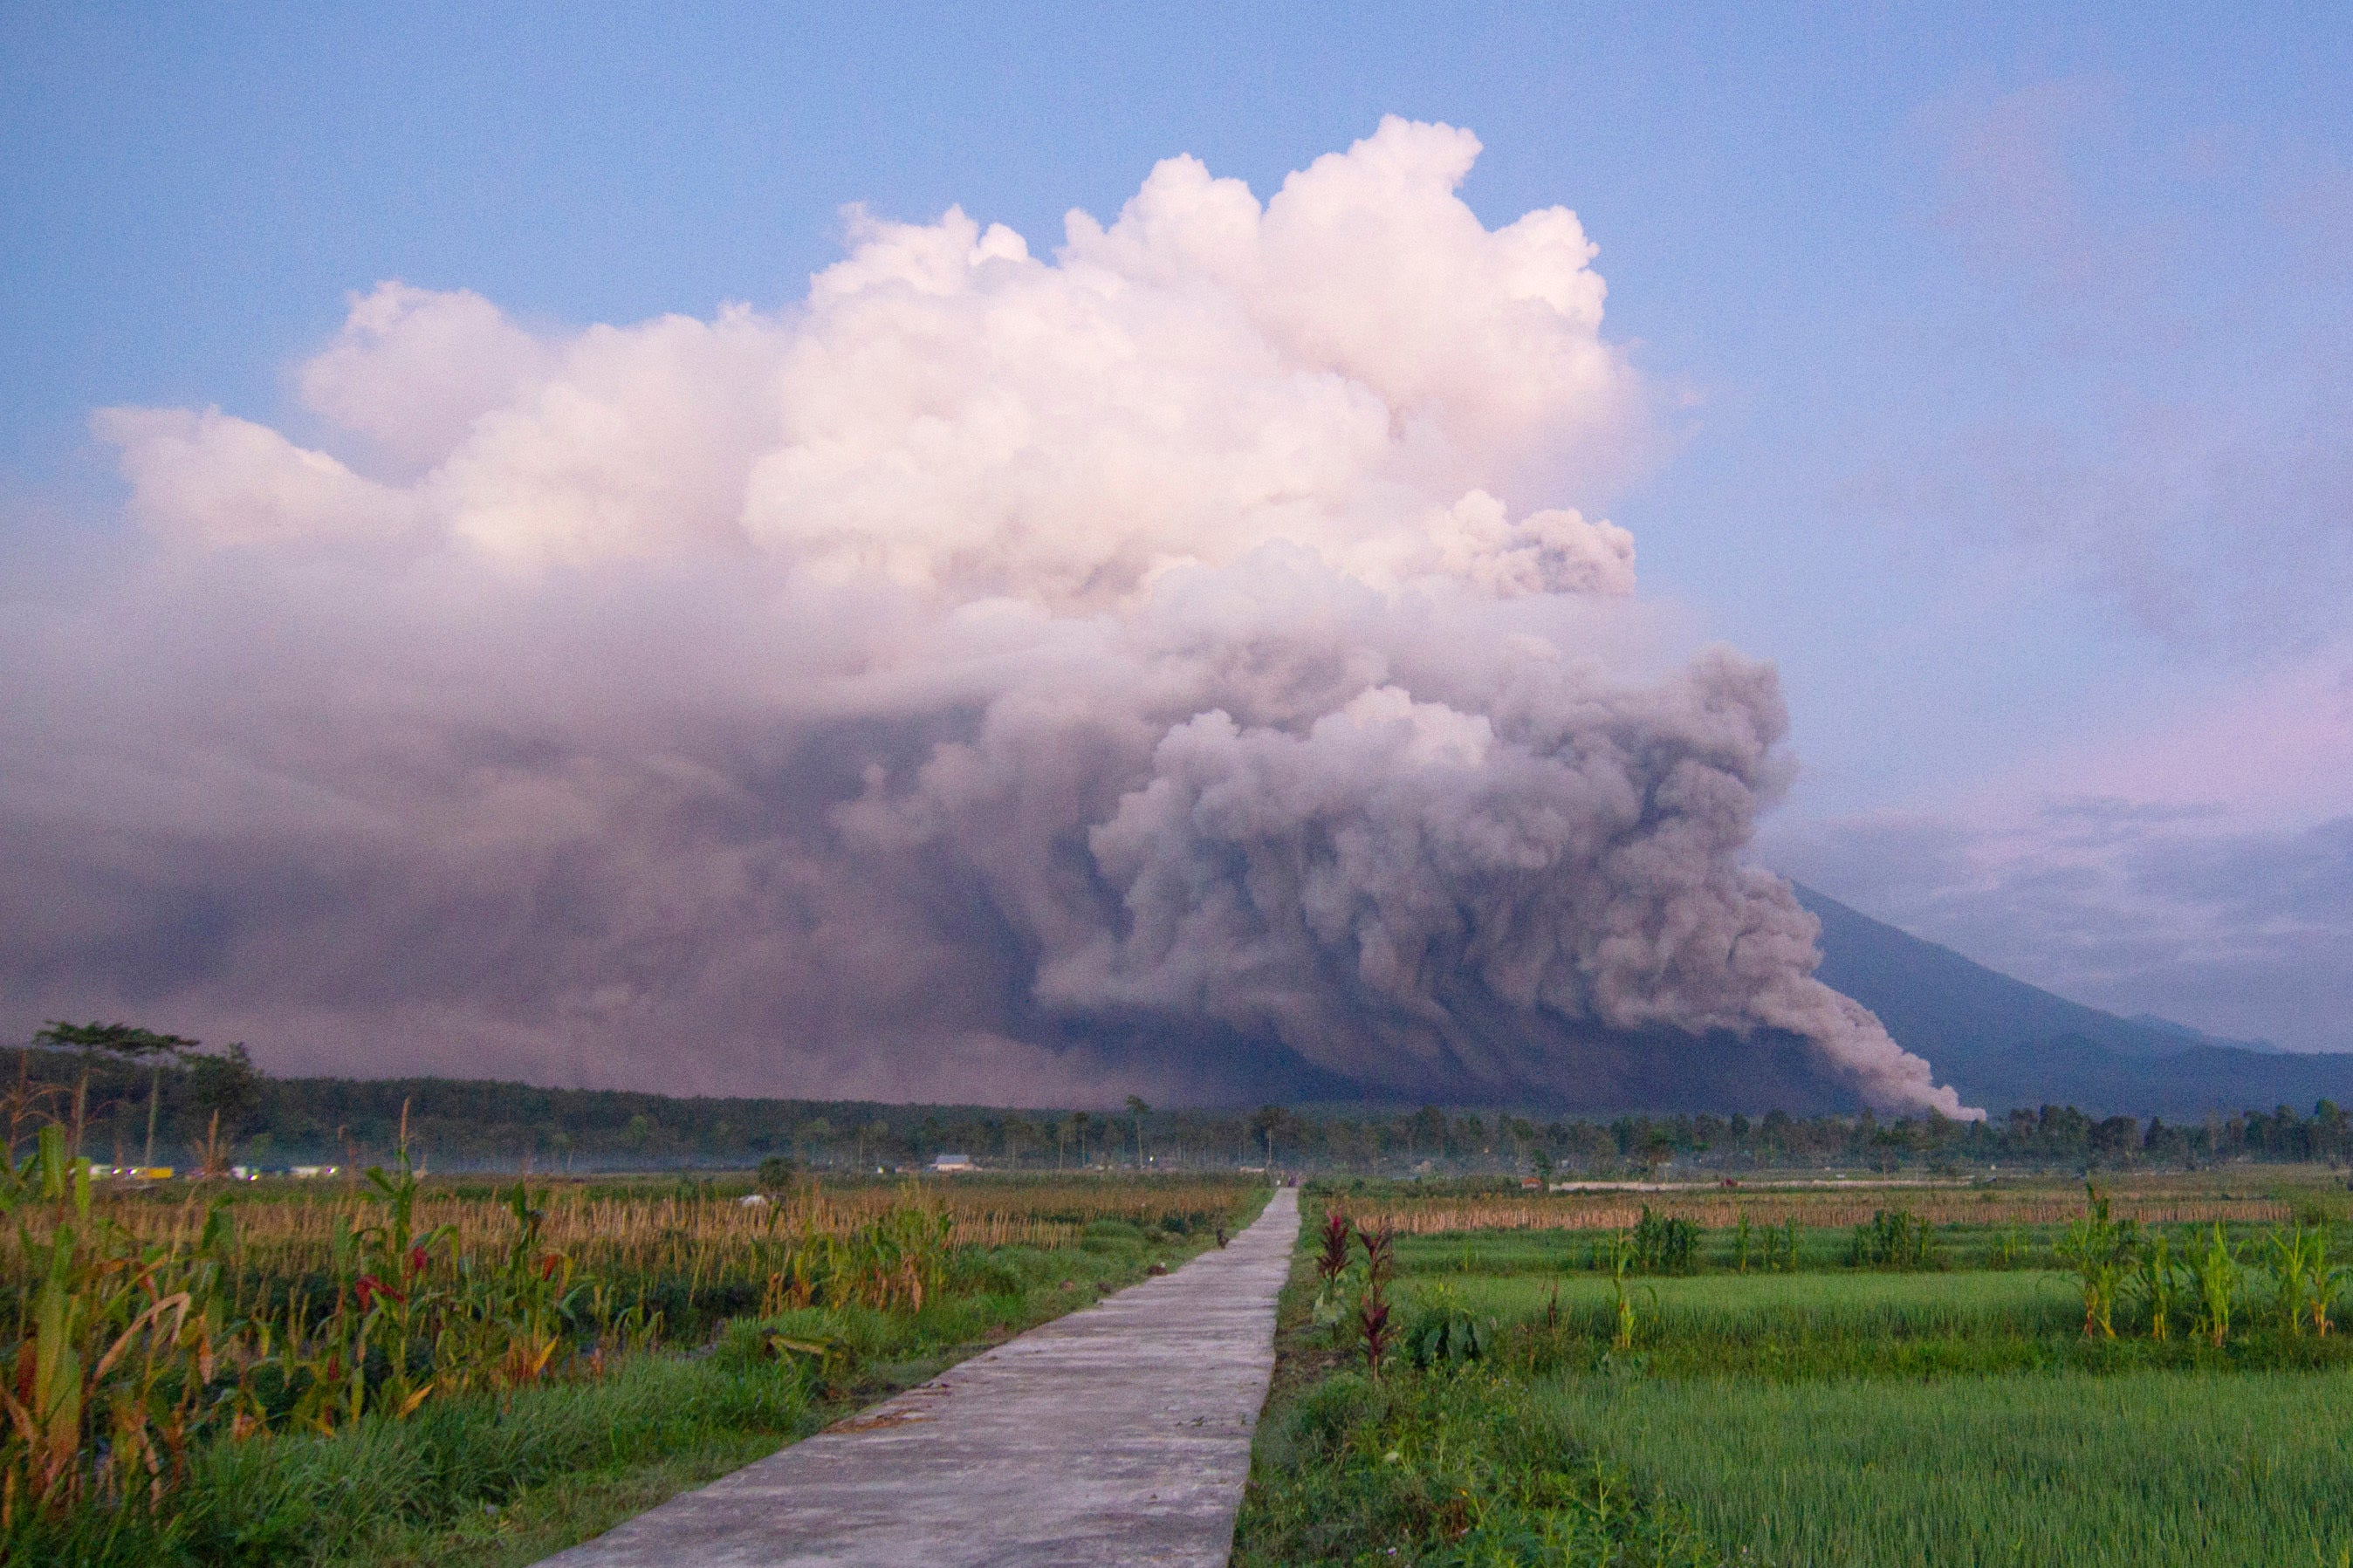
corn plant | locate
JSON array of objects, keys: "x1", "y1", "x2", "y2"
[
  {"x1": 2128, "y1": 1229, "x2": 2179, "y2": 1341},
  {"x1": 1761, "y1": 1215, "x2": 1801, "y2": 1273},
  {"x1": 1605, "y1": 1228, "x2": 1640, "y2": 1349},
  {"x1": 348, "y1": 1154, "x2": 456, "y2": 1418},
  {"x1": 2055, "y1": 1184, "x2": 2138, "y2": 1338},
  {"x1": 2192, "y1": 1221, "x2": 2242, "y2": 1347},
  {"x1": 0, "y1": 1126, "x2": 238, "y2": 1525},
  {"x1": 428, "y1": 1184, "x2": 586, "y2": 1395},
  {"x1": 1732, "y1": 1214, "x2": 1753, "y2": 1273},
  {"x1": 0, "y1": 1138, "x2": 1244, "y2": 1550},
  {"x1": 1849, "y1": 1208, "x2": 1938, "y2": 1270},
  {"x1": 1631, "y1": 1208, "x2": 1698, "y2": 1273},
  {"x1": 2266, "y1": 1224, "x2": 2330, "y2": 1337},
  {"x1": 2319, "y1": 1243, "x2": 2350, "y2": 1339},
  {"x1": 1992, "y1": 1223, "x2": 2029, "y2": 1270},
  {"x1": 1404, "y1": 1284, "x2": 1488, "y2": 1372}
]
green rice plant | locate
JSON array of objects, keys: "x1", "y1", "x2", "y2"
[
  {"x1": 1425, "y1": 1270, "x2": 2078, "y2": 1354},
  {"x1": 1547, "y1": 1367, "x2": 2353, "y2": 1567}
]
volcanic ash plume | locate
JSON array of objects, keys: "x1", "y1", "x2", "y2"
[{"x1": 0, "y1": 118, "x2": 1978, "y2": 1118}]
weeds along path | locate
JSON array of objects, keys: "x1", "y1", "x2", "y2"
[{"x1": 536, "y1": 1185, "x2": 1300, "y2": 1567}]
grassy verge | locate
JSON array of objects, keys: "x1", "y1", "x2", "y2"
[
  {"x1": 1234, "y1": 1193, "x2": 1711, "y2": 1566},
  {"x1": 1238, "y1": 1370, "x2": 1720, "y2": 1567},
  {"x1": 342, "y1": 1433, "x2": 786, "y2": 1568}
]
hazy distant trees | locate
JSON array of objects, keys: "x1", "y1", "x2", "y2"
[
  {"x1": 10, "y1": 1026, "x2": 2353, "y2": 1175},
  {"x1": 1001, "y1": 1113, "x2": 1041, "y2": 1167},
  {"x1": 794, "y1": 1117, "x2": 836, "y2": 1167}
]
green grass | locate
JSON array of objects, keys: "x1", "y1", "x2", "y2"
[
  {"x1": 0, "y1": 1346, "x2": 806, "y2": 1568},
  {"x1": 191, "y1": 1341, "x2": 804, "y2": 1568},
  {"x1": 1235, "y1": 1371, "x2": 1716, "y2": 1567},
  {"x1": 1550, "y1": 1367, "x2": 2353, "y2": 1566},
  {"x1": 329, "y1": 1434, "x2": 788, "y2": 1568}
]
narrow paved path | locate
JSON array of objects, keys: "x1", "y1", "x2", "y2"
[{"x1": 538, "y1": 1185, "x2": 1300, "y2": 1567}]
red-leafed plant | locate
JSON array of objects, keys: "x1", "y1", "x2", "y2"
[
  {"x1": 1317, "y1": 1209, "x2": 1353, "y2": 1285},
  {"x1": 1358, "y1": 1294, "x2": 1392, "y2": 1376},
  {"x1": 1356, "y1": 1221, "x2": 1396, "y2": 1376}
]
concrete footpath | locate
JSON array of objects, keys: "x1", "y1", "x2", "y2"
[{"x1": 537, "y1": 1184, "x2": 1301, "y2": 1567}]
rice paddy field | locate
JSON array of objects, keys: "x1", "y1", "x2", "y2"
[
  {"x1": 1237, "y1": 1168, "x2": 2353, "y2": 1567},
  {"x1": 1551, "y1": 1369, "x2": 2353, "y2": 1566}
]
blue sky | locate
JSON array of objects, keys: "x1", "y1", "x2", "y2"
[{"x1": 4, "y1": 3, "x2": 2350, "y2": 1058}]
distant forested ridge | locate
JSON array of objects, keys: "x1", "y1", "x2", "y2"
[
  {"x1": 1797, "y1": 884, "x2": 2353, "y2": 1116},
  {"x1": 8, "y1": 1044, "x2": 2350, "y2": 1176}
]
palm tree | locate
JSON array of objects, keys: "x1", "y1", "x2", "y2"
[{"x1": 1124, "y1": 1096, "x2": 1149, "y2": 1168}]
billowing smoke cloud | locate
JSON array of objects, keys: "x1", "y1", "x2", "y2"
[{"x1": 0, "y1": 119, "x2": 1976, "y2": 1117}]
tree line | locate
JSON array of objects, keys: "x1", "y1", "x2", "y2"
[{"x1": 10, "y1": 1024, "x2": 2351, "y2": 1174}]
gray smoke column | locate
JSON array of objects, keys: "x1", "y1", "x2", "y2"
[{"x1": 0, "y1": 118, "x2": 1978, "y2": 1118}]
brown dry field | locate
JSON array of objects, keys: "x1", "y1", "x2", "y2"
[
  {"x1": 1334, "y1": 1166, "x2": 2350, "y2": 1235},
  {"x1": 15, "y1": 1173, "x2": 1257, "y2": 1277}
]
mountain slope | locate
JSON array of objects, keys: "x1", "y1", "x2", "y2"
[{"x1": 1798, "y1": 884, "x2": 2353, "y2": 1118}]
